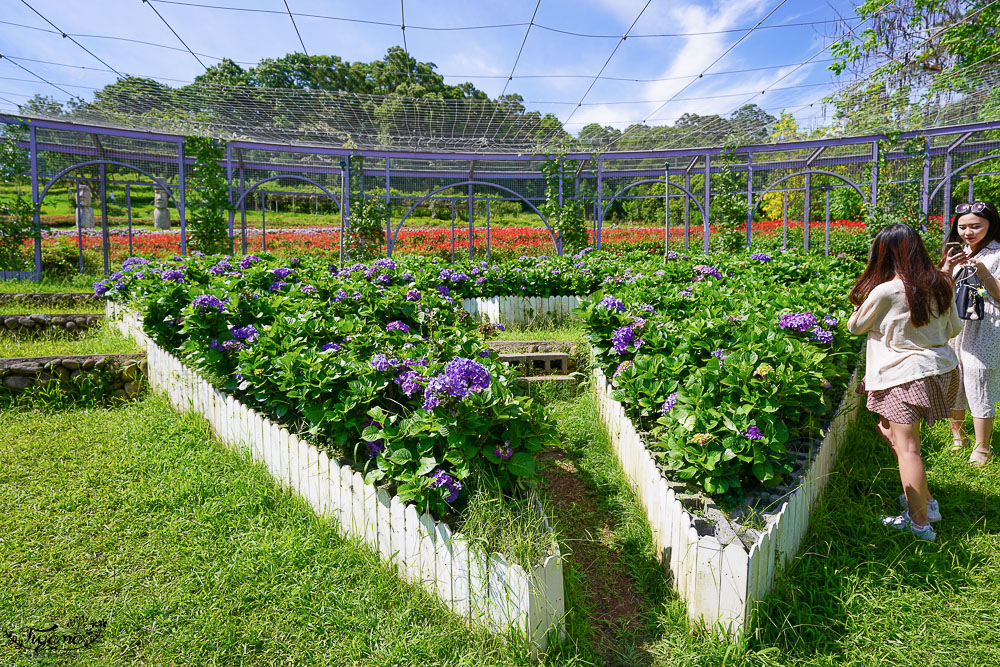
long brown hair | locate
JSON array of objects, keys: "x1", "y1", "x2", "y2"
[{"x1": 850, "y1": 224, "x2": 953, "y2": 327}]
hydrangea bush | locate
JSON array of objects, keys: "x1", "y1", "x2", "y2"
[
  {"x1": 97, "y1": 252, "x2": 555, "y2": 518},
  {"x1": 578, "y1": 251, "x2": 862, "y2": 500}
]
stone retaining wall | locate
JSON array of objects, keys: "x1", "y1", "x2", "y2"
[
  {"x1": 0, "y1": 353, "x2": 147, "y2": 399},
  {"x1": 0, "y1": 292, "x2": 99, "y2": 307},
  {"x1": 0, "y1": 313, "x2": 104, "y2": 333}
]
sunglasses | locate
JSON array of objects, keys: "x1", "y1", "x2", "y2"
[{"x1": 955, "y1": 201, "x2": 989, "y2": 215}]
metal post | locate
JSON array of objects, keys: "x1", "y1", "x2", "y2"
[
  {"x1": 969, "y1": 175, "x2": 974, "y2": 203},
  {"x1": 126, "y1": 183, "x2": 133, "y2": 258},
  {"x1": 29, "y1": 125, "x2": 41, "y2": 280},
  {"x1": 825, "y1": 188, "x2": 830, "y2": 256},
  {"x1": 226, "y1": 143, "x2": 234, "y2": 254},
  {"x1": 746, "y1": 152, "x2": 753, "y2": 248},
  {"x1": 240, "y1": 164, "x2": 247, "y2": 255},
  {"x1": 99, "y1": 162, "x2": 109, "y2": 276},
  {"x1": 344, "y1": 159, "x2": 351, "y2": 262},
  {"x1": 339, "y1": 162, "x2": 346, "y2": 267},
  {"x1": 943, "y1": 150, "x2": 953, "y2": 244},
  {"x1": 803, "y1": 172, "x2": 811, "y2": 253},
  {"x1": 664, "y1": 161, "x2": 670, "y2": 258},
  {"x1": 385, "y1": 159, "x2": 392, "y2": 256},
  {"x1": 76, "y1": 176, "x2": 84, "y2": 274},
  {"x1": 703, "y1": 154, "x2": 711, "y2": 254},
  {"x1": 871, "y1": 142, "x2": 878, "y2": 210},
  {"x1": 684, "y1": 172, "x2": 690, "y2": 250},
  {"x1": 177, "y1": 141, "x2": 186, "y2": 255},
  {"x1": 450, "y1": 200, "x2": 456, "y2": 264},
  {"x1": 468, "y1": 183, "x2": 474, "y2": 261},
  {"x1": 596, "y1": 157, "x2": 603, "y2": 250},
  {"x1": 921, "y1": 136, "x2": 930, "y2": 226},
  {"x1": 782, "y1": 191, "x2": 788, "y2": 250},
  {"x1": 486, "y1": 199, "x2": 491, "y2": 261},
  {"x1": 261, "y1": 193, "x2": 267, "y2": 253},
  {"x1": 557, "y1": 159, "x2": 564, "y2": 255}
]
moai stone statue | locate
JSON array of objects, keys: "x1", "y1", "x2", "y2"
[
  {"x1": 152, "y1": 187, "x2": 171, "y2": 230},
  {"x1": 76, "y1": 183, "x2": 95, "y2": 230}
]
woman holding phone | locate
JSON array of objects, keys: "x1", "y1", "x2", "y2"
[
  {"x1": 940, "y1": 200, "x2": 1000, "y2": 467},
  {"x1": 849, "y1": 225, "x2": 961, "y2": 541}
]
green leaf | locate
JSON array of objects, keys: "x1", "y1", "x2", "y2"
[{"x1": 506, "y1": 452, "x2": 536, "y2": 477}]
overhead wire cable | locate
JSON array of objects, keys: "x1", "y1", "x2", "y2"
[
  {"x1": 141, "y1": 0, "x2": 209, "y2": 70},
  {"x1": 501, "y1": 0, "x2": 541, "y2": 97},
  {"x1": 0, "y1": 53, "x2": 76, "y2": 98},
  {"x1": 17, "y1": 0, "x2": 127, "y2": 78},
  {"x1": 639, "y1": 0, "x2": 789, "y2": 125},
  {"x1": 562, "y1": 0, "x2": 652, "y2": 125},
  {"x1": 283, "y1": 0, "x2": 308, "y2": 55}
]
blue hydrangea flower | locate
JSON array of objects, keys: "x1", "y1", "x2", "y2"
[
  {"x1": 386, "y1": 321, "x2": 411, "y2": 333},
  {"x1": 271, "y1": 267, "x2": 292, "y2": 279},
  {"x1": 744, "y1": 425, "x2": 764, "y2": 440},
  {"x1": 122, "y1": 257, "x2": 151, "y2": 270},
  {"x1": 612, "y1": 325, "x2": 638, "y2": 355},
  {"x1": 405, "y1": 288, "x2": 421, "y2": 301},
  {"x1": 230, "y1": 324, "x2": 259, "y2": 342},
  {"x1": 810, "y1": 327, "x2": 834, "y2": 344},
  {"x1": 394, "y1": 370, "x2": 425, "y2": 397},
  {"x1": 749, "y1": 253, "x2": 772, "y2": 262},
  {"x1": 300, "y1": 284, "x2": 317, "y2": 294},
  {"x1": 371, "y1": 354, "x2": 392, "y2": 372},
  {"x1": 495, "y1": 441, "x2": 514, "y2": 460},
  {"x1": 321, "y1": 342, "x2": 342, "y2": 352},
  {"x1": 430, "y1": 468, "x2": 463, "y2": 503},
  {"x1": 823, "y1": 316, "x2": 839, "y2": 328},
  {"x1": 661, "y1": 392, "x2": 678, "y2": 416},
  {"x1": 93, "y1": 281, "x2": 110, "y2": 296}
]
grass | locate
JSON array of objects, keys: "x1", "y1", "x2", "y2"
[
  {"x1": 0, "y1": 320, "x2": 139, "y2": 358},
  {"x1": 0, "y1": 276, "x2": 99, "y2": 293},
  {"x1": 494, "y1": 325, "x2": 585, "y2": 343},
  {"x1": 0, "y1": 303, "x2": 105, "y2": 315},
  {"x1": 0, "y1": 395, "x2": 539, "y2": 667}
]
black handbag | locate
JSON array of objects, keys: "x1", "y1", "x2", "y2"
[{"x1": 955, "y1": 264, "x2": 986, "y2": 321}]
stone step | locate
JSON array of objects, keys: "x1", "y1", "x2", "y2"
[
  {"x1": 0, "y1": 313, "x2": 104, "y2": 333},
  {"x1": 499, "y1": 351, "x2": 573, "y2": 374}
]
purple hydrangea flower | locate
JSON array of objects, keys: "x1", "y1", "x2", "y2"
[
  {"x1": 269, "y1": 280, "x2": 288, "y2": 292},
  {"x1": 778, "y1": 312, "x2": 818, "y2": 332},
  {"x1": 230, "y1": 324, "x2": 259, "y2": 342},
  {"x1": 394, "y1": 370, "x2": 425, "y2": 397},
  {"x1": 192, "y1": 294, "x2": 225, "y2": 313},
  {"x1": 239, "y1": 255, "x2": 261, "y2": 269},
  {"x1": 271, "y1": 267, "x2": 292, "y2": 279},
  {"x1": 495, "y1": 441, "x2": 514, "y2": 460},
  {"x1": 321, "y1": 342, "x2": 342, "y2": 352},
  {"x1": 712, "y1": 349, "x2": 726, "y2": 365},
  {"x1": 749, "y1": 253, "x2": 772, "y2": 262},
  {"x1": 678, "y1": 290, "x2": 694, "y2": 297},
  {"x1": 744, "y1": 425, "x2": 764, "y2": 440},
  {"x1": 810, "y1": 327, "x2": 834, "y2": 344},
  {"x1": 333, "y1": 289, "x2": 348, "y2": 302},
  {"x1": 371, "y1": 354, "x2": 392, "y2": 372},
  {"x1": 376, "y1": 274, "x2": 391, "y2": 285},
  {"x1": 423, "y1": 357, "x2": 491, "y2": 408},
  {"x1": 437, "y1": 285, "x2": 450, "y2": 297},
  {"x1": 386, "y1": 320, "x2": 411, "y2": 333},
  {"x1": 695, "y1": 265, "x2": 724, "y2": 279},
  {"x1": 823, "y1": 316, "x2": 839, "y2": 327},
  {"x1": 162, "y1": 269, "x2": 186, "y2": 283},
  {"x1": 661, "y1": 392, "x2": 678, "y2": 416},
  {"x1": 405, "y1": 288, "x2": 422, "y2": 301},
  {"x1": 612, "y1": 325, "x2": 638, "y2": 355},
  {"x1": 372, "y1": 258, "x2": 397, "y2": 271},
  {"x1": 430, "y1": 468, "x2": 463, "y2": 503},
  {"x1": 598, "y1": 295, "x2": 626, "y2": 312},
  {"x1": 93, "y1": 281, "x2": 110, "y2": 296},
  {"x1": 122, "y1": 257, "x2": 150, "y2": 270},
  {"x1": 221, "y1": 339, "x2": 246, "y2": 352},
  {"x1": 492, "y1": 323, "x2": 506, "y2": 332},
  {"x1": 300, "y1": 284, "x2": 317, "y2": 294}
]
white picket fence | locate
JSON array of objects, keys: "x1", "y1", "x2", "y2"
[
  {"x1": 592, "y1": 366, "x2": 862, "y2": 636},
  {"x1": 106, "y1": 301, "x2": 565, "y2": 651},
  {"x1": 460, "y1": 296, "x2": 582, "y2": 325}
]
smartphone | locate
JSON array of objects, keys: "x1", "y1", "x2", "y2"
[{"x1": 946, "y1": 241, "x2": 964, "y2": 249}]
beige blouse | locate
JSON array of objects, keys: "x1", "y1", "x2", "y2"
[{"x1": 848, "y1": 279, "x2": 961, "y2": 391}]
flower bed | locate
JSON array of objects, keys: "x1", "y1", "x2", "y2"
[{"x1": 578, "y1": 252, "x2": 862, "y2": 500}]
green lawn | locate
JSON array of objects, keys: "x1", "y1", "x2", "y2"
[
  {"x1": 0, "y1": 320, "x2": 139, "y2": 358},
  {"x1": 0, "y1": 277, "x2": 99, "y2": 293},
  {"x1": 2, "y1": 357, "x2": 999, "y2": 665}
]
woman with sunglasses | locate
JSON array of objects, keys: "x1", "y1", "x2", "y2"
[
  {"x1": 850, "y1": 225, "x2": 961, "y2": 541},
  {"x1": 940, "y1": 200, "x2": 1000, "y2": 467}
]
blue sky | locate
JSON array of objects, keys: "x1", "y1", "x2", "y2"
[{"x1": 0, "y1": 0, "x2": 863, "y2": 133}]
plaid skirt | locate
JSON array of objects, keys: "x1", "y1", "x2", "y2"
[{"x1": 866, "y1": 370, "x2": 960, "y2": 425}]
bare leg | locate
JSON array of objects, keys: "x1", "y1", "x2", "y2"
[
  {"x1": 971, "y1": 416, "x2": 994, "y2": 461},
  {"x1": 888, "y1": 420, "x2": 930, "y2": 526},
  {"x1": 875, "y1": 415, "x2": 894, "y2": 448},
  {"x1": 950, "y1": 410, "x2": 971, "y2": 452}
]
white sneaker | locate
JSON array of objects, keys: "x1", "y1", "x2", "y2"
[
  {"x1": 881, "y1": 511, "x2": 936, "y2": 542},
  {"x1": 898, "y1": 494, "x2": 942, "y2": 523}
]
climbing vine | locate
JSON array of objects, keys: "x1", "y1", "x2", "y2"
[
  {"x1": 540, "y1": 159, "x2": 589, "y2": 254},
  {"x1": 183, "y1": 137, "x2": 233, "y2": 255}
]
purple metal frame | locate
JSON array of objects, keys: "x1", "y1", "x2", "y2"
[{"x1": 7, "y1": 114, "x2": 1000, "y2": 275}]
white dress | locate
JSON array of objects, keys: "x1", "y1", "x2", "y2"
[{"x1": 951, "y1": 239, "x2": 1000, "y2": 418}]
